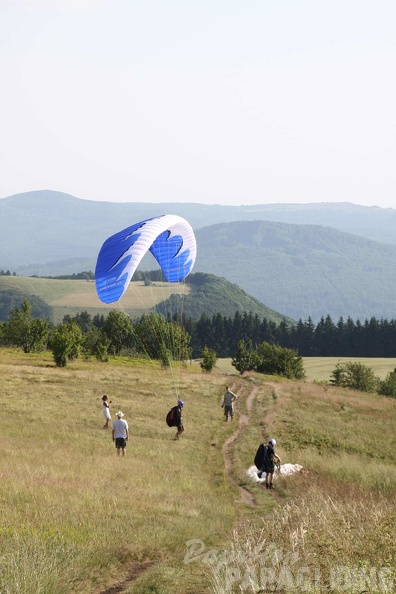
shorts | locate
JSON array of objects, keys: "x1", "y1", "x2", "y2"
[
  {"x1": 263, "y1": 462, "x2": 275, "y2": 474},
  {"x1": 115, "y1": 437, "x2": 127, "y2": 449}
]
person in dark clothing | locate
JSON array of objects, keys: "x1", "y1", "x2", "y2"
[
  {"x1": 263, "y1": 438, "x2": 281, "y2": 489},
  {"x1": 174, "y1": 400, "x2": 184, "y2": 440}
]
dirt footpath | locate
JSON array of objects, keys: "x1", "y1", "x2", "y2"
[{"x1": 222, "y1": 384, "x2": 258, "y2": 507}]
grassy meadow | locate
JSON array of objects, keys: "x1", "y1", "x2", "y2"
[
  {"x1": 0, "y1": 276, "x2": 191, "y2": 323},
  {"x1": 217, "y1": 356, "x2": 396, "y2": 382},
  {"x1": 303, "y1": 356, "x2": 396, "y2": 382},
  {"x1": 0, "y1": 349, "x2": 395, "y2": 593}
]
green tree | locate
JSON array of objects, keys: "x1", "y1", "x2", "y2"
[
  {"x1": 193, "y1": 314, "x2": 213, "y2": 357},
  {"x1": 200, "y1": 346, "x2": 217, "y2": 372},
  {"x1": 330, "y1": 361, "x2": 345, "y2": 387},
  {"x1": 378, "y1": 370, "x2": 396, "y2": 398},
  {"x1": 232, "y1": 339, "x2": 257, "y2": 374},
  {"x1": 51, "y1": 322, "x2": 84, "y2": 367},
  {"x1": 102, "y1": 310, "x2": 133, "y2": 355},
  {"x1": 95, "y1": 338, "x2": 110, "y2": 363},
  {"x1": 160, "y1": 346, "x2": 171, "y2": 368},
  {"x1": 63, "y1": 311, "x2": 93, "y2": 333},
  {"x1": 0, "y1": 290, "x2": 52, "y2": 322},
  {"x1": 330, "y1": 361, "x2": 380, "y2": 392},
  {"x1": 255, "y1": 342, "x2": 306, "y2": 379},
  {"x1": 143, "y1": 273, "x2": 153, "y2": 286},
  {"x1": 5, "y1": 298, "x2": 49, "y2": 353},
  {"x1": 81, "y1": 327, "x2": 110, "y2": 362},
  {"x1": 133, "y1": 313, "x2": 191, "y2": 362}
]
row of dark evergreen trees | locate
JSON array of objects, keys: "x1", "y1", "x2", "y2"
[
  {"x1": 60, "y1": 309, "x2": 396, "y2": 358},
  {"x1": 182, "y1": 312, "x2": 396, "y2": 358},
  {"x1": 7, "y1": 303, "x2": 395, "y2": 359}
]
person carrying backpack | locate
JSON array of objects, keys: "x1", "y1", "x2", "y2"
[
  {"x1": 254, "y1": 438, "x2": 281, "y2": 490},
  {"x1": 166, "y1": 400, "x2": 185, "y2": 440},
  {"x1": 173, "y1": 400, "x2": 184, "y2": 440}
]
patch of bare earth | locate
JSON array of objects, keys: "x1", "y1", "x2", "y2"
[
  {"x1": 96, "y1": 560, "x2": 156, "y2": 594},
  {"x1": 222, "y1": 384, "x2": 258, "y2": 507}
]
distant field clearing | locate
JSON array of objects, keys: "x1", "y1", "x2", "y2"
[
  {"x1": 304, "y1": 356, "x2": 396, "y2": 381},
  {"x1": 215, "y1": 357, "x2": 396, "y2": 382},
  {"x1": 0, "y1": 276, "x2": 191, "y2": 323}
]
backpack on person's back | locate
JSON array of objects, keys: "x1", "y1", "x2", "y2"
[
  {"x1": 166, "y1": 406, "x2": 178, "y2": 427},
  {"x1": 254, "y1": 443, "x2": 269, "y2": 474}
]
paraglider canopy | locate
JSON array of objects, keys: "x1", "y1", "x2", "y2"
[{"x1": 95, "y1": 214, "x2": 197, "y2": 305}]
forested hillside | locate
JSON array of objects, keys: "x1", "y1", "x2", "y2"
[
  {"x1": 0, "y1": 272, "x2": 291, "y2": 325},
  {"x1": 194, "y1": 221, "x2": 396, "y2": 322},
  {"x1": 156, "y1": 272, "x2": 293, "y2": 324},
  {"x1": 2, "y1": 191, "x2": 396, "y2": 322}
]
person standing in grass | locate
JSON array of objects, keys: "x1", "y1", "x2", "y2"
[
  {"x1": 174, "y1": 400, "x2": 184, "y2": 440},
  {"x1": 112, "y1": 411, "x2": 129, "y2": 456},
  {"x1": 263, "y1": 439, "x2": 281, "y2": 490},
  {"x1": 102, "y1": 394, "x2": 112, "y2": 429},
  {"x1": 221, "y1": 386, "x2": 238, "y2": 422}
]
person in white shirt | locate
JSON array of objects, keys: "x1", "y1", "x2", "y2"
[
  {"x1": 102, "y1": 394, "x2": 112, "y2": 429},
  {"x1": 112, "y1": 411, "x2": 129, "y2": 456}
]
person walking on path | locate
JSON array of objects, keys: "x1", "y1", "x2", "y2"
[
  {"x1": 174, "y1": 400, "x2": 184, "y2": 440},
  {"x1": 221, "y1": 386, "x2": 238, "y2": 421},
  {"x1": 102, "y1": 394, "x2": 112, "y2": 429},
  {"x1": 263, "y1": 438, "x2": 281, "y2": 490},
  {"x1": 112, "y1": 411, "x2": 129, "y2": 456}
]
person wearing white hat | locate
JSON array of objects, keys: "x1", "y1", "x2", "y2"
[{"x1": 112, "y1": 411, "x2": 129, "y2": 456}]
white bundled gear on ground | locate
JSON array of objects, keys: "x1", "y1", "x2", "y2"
[{"x1": 247, "y1": 463, "x2": 303, "y2": 483}]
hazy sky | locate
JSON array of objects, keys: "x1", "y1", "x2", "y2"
[{"x1": 1, "y1": 0, "x2": 395, "y2": 207}]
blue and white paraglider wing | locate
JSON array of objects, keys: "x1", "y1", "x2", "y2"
[{"x1": 95, "y1": 214, "x2": 197, "y2": 304}]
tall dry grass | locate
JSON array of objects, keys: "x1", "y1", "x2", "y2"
[
  {"x1": 208, "y1": 483, "x2": 395, "y2": 593},
  {"x1": 0, "y1": 350, "x2": 395, "y2": 593},
  {"x1": 0, "y1": 349, "x2": 241, "y2": 593},
  {"x1": 208, "y1": 376, "x2": 396, "y2": 593}
]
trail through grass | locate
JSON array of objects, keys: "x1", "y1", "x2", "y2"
[{"x1": 0, "y1": 350, "x2": 395, "y2": 593}]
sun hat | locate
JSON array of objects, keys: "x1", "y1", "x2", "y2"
[
  {"x1": 116, "y1": 411, "x2": 124, "y2": 417},
  {"x1": 269, "y1": 438, "x2": 276, "y2": 446}
]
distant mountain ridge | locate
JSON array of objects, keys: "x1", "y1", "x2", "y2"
[
  {"x1": 2, "y1": 190, "x2": 396, "y2": 270},
  {"x1": 194, "y1": 221, "x2": 396, "y2": 322},
  {"x1": 2, "y1": 190, "x2": 396, "y2": 321}
]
